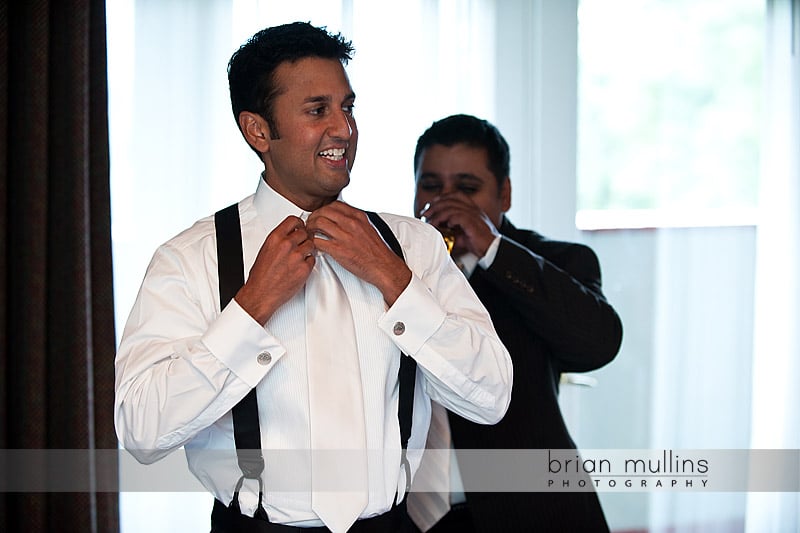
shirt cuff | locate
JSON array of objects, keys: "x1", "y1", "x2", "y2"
[
  {"x1": 378, "y1": 276, "x2": 446, "y2": 356},
  {"x1": 478, "y1": 235, "x2": 502, "y2": 270},
  {"x1": 202, "y1": 300, "x2": 285, "y2": 388}
]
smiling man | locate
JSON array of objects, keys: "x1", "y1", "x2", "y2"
[{"x1": 114, "y1": 24, "x2": 512, "y2": 533}]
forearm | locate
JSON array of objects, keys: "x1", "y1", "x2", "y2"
[
  {"x1": 115, "y1": 341, "x2": 247, "y2": 464},
  {"x1": 484, "y1": 237, "x2": 622, "y2": 369},
  {"x1": 115, "y1": 283, "x2": 280, "y2": 463},
  {"x1": 379, "y1": 271, "x2": 513, "y2": 425}
]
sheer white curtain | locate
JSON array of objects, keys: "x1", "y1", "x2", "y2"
[
  {"x1": 109, "y1": 0, "x2": 496, "y2": 327},
  {"x1": 107, "y1": 1, "x2": 495, "y2": 531},
  {"x1": 747, "y1": 0, "x2": 800, "y2": 530}
]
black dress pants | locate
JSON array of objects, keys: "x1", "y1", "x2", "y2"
[{"x1": 211, "y1": 498, "x2": 415, "y2": 533}]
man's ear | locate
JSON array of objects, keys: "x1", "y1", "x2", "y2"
[
  {"x1": 238, "y1": 111, "x2": 271, "y2": 153},
  {"x1": 500, "y1": 176, "x2": 512, "y2": 212}
]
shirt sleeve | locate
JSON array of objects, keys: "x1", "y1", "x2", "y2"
[
  {"x1": 376, "y1": 217, "x2": 513, "y2": 425},
  {"x1": 114, "y1": 239, "x2": 285, "y2": 465},
  {"x1": 484, "y1": 233, "x2": 622, "y2": 371}
]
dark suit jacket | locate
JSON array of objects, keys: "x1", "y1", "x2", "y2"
[{"x1": 448, "y1": 217, "x2": 623, "y2": 532}]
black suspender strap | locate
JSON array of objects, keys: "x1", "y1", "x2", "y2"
[
  {"x1": 216, "y1": 203, "x2": 245, "y2": 318},
  {"x1": 214, "y1": 204, "x2": 418, "y2": 515},
  {"x1": 215, "y1": 203, "x2": 267, "y2": 519},
  {"x1": 366, "y1": 211, "x2": 418, "y2": 491}
]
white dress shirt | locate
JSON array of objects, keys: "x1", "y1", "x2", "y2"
[
  {"x1": 114, "y1": 178, "x2": 512, "y2": 526},
  {"x1": 440, "y1": 240, "x2": 502, "y2": 508}
]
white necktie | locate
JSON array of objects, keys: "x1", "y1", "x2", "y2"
[
  {"x1": 305, "y1": 252, "x2": 368, "y2": 532},
  {"x1": 407, "y1": 402, "x2": 452, "y2": 531}
]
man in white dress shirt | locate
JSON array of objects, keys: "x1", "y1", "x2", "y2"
[{"x1": 114, "y1": 22, "x2": 512, "y2": 533}]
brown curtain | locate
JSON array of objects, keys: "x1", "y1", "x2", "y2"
[{"x1": 1, "y1": 0, "x2": 119, "y2": 531}]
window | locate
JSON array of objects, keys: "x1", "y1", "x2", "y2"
[{"x1": 577, "y1": 0, "x2": 764, "y2": 227}]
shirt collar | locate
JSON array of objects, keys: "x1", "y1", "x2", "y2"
[
  {"x1": 253, "y1": 176, "x2": 344, "y2": 229},
  {"x1": 454, "y1": 252, "x2": 479, "y2": 277}
]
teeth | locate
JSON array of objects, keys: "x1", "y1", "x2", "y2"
[{"x1": 319, "y1": 148, "x2": 345, "y2": 160}]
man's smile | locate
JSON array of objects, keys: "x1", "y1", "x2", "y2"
[{"x1": 318, "y1": 147, "x2": 346, "y2": 161}]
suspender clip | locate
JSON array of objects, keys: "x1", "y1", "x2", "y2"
[{"x1": 401, "y1": 449, "x2": 412, "y2": 493}]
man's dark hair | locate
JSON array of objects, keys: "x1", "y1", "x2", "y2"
[
  {"x1": 414, "y1": 114, "x2": 511, "y2": 186},
  {"x1": 227, "y1": 22, "x2": 354, "y2": 141}
]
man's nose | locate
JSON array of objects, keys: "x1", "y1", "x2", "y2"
[
  {"x1": 440, "y1": 182, "x2": 457, "y2": 195},
  {"x1": 329, "y1": 110, "x2": 354, "y2": 139}
]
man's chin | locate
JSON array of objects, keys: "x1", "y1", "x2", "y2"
[{"x1": 318, "y1": 173, "x2": 350, "y2": 195}]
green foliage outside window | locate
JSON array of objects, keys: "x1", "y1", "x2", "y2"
[{"x1": 577, "y1": 0, "x2": 764, "y2": 211}]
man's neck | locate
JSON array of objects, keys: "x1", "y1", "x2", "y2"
[{"x1": 261, "y1": 174, "x2": 339, "y2": 212}]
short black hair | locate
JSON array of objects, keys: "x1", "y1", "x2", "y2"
[
  {"x1": 414, "y1": 114, "x2": 510, "y2": 186},
  {"x1": 227, "y1": 22, "x2": 354, "y2": 140}
]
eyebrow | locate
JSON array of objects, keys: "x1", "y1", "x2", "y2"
[
  {"x1": 416, "y1": 173, "x2": 485, "y2": 184},
  {"x1": 455, "y1": 173, "x2": 483, "y2": 182},
  {"x1": 417, "y1": 172, "x2": 442, "y2": 181},
  {"x1": 303, "y1": 95, "x2": 330, "y2": 104},
  {"x1": 302, "y1": 92, "x2": 356, "y2": 105}
]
